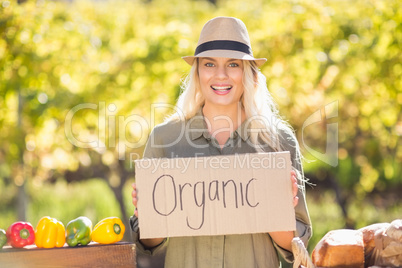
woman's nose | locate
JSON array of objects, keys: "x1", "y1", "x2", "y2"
[{"x1": 215, "y1": 66, "x2": 229, "y2": 79}]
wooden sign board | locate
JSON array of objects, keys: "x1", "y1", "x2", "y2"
[{"x1": 135, "y1": 152, "x2": 295, "y2": 239}]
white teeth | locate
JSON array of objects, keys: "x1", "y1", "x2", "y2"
[{"x1": 212, "y1": 86, "x2": 232, "y2": 91}]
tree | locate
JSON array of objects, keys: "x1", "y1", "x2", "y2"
[{"x1": 1, "y1": 0, "x2": 400, "y2": 243}]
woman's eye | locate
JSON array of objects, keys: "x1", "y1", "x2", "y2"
[
  {"x1": 205, "y1": 63, "x2": 214, "y2": 67},
  {"x1": 229, "y1": 63, "x2": 239, "y2": 67}
]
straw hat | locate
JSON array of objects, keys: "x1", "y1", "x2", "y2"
[{"x1": 182, "y1": 17, "x2": 266, "y2": 67}]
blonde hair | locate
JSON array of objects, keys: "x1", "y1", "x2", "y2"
[
  {"x1": 171, "y1": 59, "x2": 204, "y2": 120},
  {"x1": 167, "y1": 59, "x2": 306, "y2": 185},
  {"x1": 169, "y1": 59, "x2": 296, "y2": 152}
]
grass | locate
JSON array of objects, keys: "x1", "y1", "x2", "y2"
[{"x1": 0, "y1": 179, "x2": 130, "y2": 231}]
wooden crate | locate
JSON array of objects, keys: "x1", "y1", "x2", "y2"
[{"x1": 0, "y1": 242, "x2": 136, "y2": 268}]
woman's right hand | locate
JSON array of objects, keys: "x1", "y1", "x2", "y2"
[
  {"x1": 131, "y1": 183, "x2": 138, "y2": 217},
  {"x1": 132, "y1": 182, "x2": 166, "y2": 248}
]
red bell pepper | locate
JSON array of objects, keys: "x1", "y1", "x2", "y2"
[{"x1": 6, "y1": 221, "x2": 35, "y2": 248}]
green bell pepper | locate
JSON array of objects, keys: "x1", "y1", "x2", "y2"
[
  {"x1": 0, "y1": 229, "x2": 7, "y2": 249},
  {"x1": 66, "y1": 216, "x2": 92, "y2": 247}
]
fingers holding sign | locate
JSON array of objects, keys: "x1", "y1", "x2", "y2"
[
  {"x1": 291, "y1": 170, "x2": 299, "y2": 207},
  {"x1": 131, "y1": 183, "x2": 138, "y2": 217}
]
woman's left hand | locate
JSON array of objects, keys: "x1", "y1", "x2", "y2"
[
  {"x1": 266, "y1": 170, "x2": 300, "y2": 251},
  {"x1": 291, "y1": 170, "x2": 299, "y2": 207}
]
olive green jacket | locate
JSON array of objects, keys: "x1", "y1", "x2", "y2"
[{"x1": 132, "y1": 111, "x2": 312, "y2": 268}]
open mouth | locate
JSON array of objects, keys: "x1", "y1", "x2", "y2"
[{"x1": 211, "y1": 85, "x2": 232, "y2": 93}]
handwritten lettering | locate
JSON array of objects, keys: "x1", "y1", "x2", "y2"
[
  {"x1": 152, "y1": 175, "x2": 259, "y2": 230},
  {"x1": 153, "y1": 175, "x2": 177, "y2": 216}
]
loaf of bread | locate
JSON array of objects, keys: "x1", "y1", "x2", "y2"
[
  {"x1": 359, "y1": 222, "x2": 390, "y2": 266},
  {"x1": 386, "y1": 219, "x2": 402, "y2": 242},
  {"x1": 372, "y1": 219, "x2": 402, "y2": 267},
  {"x1": 312, "y1": 220, "x2": 402, "y2": 268},
  {"x1": 312, "y1": 229, "x2": 364, "y2": 268}
]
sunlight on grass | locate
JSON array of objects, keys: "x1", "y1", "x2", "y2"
[
  {"x1": 26, "y1": 179, "x2": 121, "y2": 228},
  {"x1": 306, "y1": 190, "x2": 345, "y2": 251}
]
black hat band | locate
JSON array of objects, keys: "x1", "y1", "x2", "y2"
[{"x1": 195, "y1": 40, "x2": 252, "y2": 56}]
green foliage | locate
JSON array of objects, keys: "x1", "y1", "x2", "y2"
[
  {"x1": 0, "y1": 178, "x2": 131, "y2": 231},
  {"x1": 27, "y1": 179, "x2": 122, "y2": 226},
  {"x1": 0, "y1": 0, "x2": 401, "y2": 256}
]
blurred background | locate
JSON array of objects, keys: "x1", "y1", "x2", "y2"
[{"x1": 0, "y1": 0, "x2": 401, "y2": 266}]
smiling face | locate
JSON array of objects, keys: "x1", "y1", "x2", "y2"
[{"x1": 198, "y1": 57, "x2": 244, "y2": 111}]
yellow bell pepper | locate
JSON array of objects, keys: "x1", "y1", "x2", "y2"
[
  {"x1": 91, "y1": 217, "x2": 125, "y2": 244},
  {"x1": 35, "y1": 216, "x2": 66, "y2": 248}
]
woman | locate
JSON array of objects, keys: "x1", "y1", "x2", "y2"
[{"x1": 131, "y1": 16, "x2": 312, "y2": 267}]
